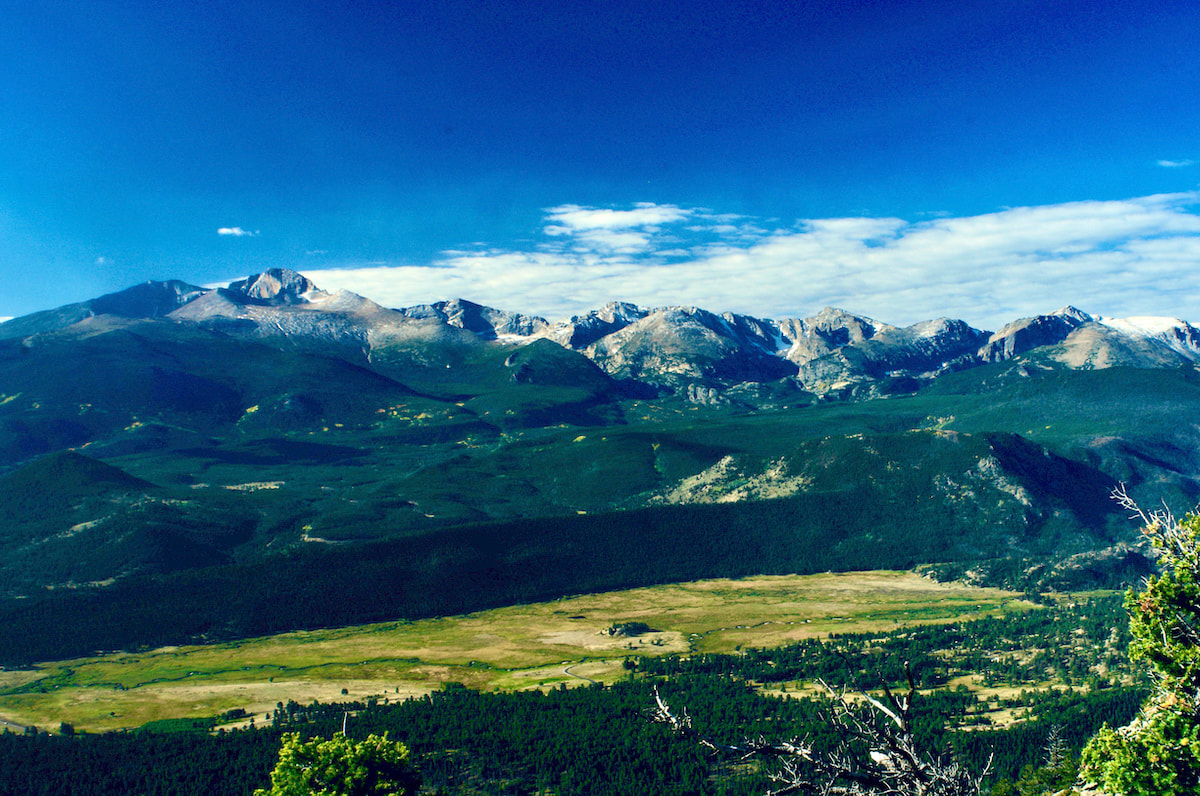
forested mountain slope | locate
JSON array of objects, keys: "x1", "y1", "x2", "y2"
[{"x1": 0, "y1": 270, "x2": 1197, "y2": 660}]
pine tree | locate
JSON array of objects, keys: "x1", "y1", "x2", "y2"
[
  {"x1": 1081, "y1": 489, "x2": 1200, "y2": 794},
  {"x1": 253, "y1": 732, "x2": 420, "y2": 796}
]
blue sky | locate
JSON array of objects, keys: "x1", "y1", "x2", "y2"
[{"x1": 2, "y1": 0, "x2": 1198, "y2": 329}]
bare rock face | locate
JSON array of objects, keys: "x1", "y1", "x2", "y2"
[
  {"x1": 1047, "y1": 324, "x2": 1195, "y2": 370},
  {"x1": 775, "y1": 307, "x2": 894, "y2": 365},
  {"x1": 227, "y1": 269, "x2": 323, "y2": 305},
  {"x1": 549, "y1": 301, "x2": 650, "y2": 349},
  {"x1": 875, "y1": 318, "x2": 991, "y2": 373},
  {"x1": 1161, "y1": 321, "x2": 1200, "y2": 357},
  {"x1": 777, "y1": 311, "x2": 989, "y2": 393},
  {"x1": 398, "y1": 298, "x2": 549, "y2": 339},
  {"x1": 684, "y1": 383, "x2": 727, "y2": 405},
  {"x1": 978, "y1": 307, "x2": 1093, "y2": 363},
  {"x1": 651, "y1": 454, "x2": 813, "y2": 505},
  {"x1": 978, "y1": 308, "x2": 1200, "y2": 370},
  {"x1": 168, "y1": 271, "x2": 379, "y2": 351},
  {"x1": 582, "y1": 306, "x2": 796, "y2": 386}
]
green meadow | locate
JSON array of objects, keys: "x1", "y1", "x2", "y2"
[{"x1": 0, "y1": 570, "x2": 1030, "y2": 732}]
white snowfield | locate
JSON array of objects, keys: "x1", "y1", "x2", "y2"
[{"x1": 1098, "y1": 315, "x2": 1200, "y2": 358}]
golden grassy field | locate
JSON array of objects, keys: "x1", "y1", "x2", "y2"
[{"x1": 0, "y1": 570, "x2": 1031, "y2": 732}]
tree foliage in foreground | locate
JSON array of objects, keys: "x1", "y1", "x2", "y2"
[
  {"x1": 252, "y1": 731, "x2": 419, "y2": 796},
  {"x1": 1081, "y1": 491, "x2": 1200, "y2": 795}
]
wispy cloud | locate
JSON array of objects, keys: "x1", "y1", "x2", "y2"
[
  {"x1": 217, "y1": 227, "x2": 258, "y2": 237},
  {"x1": 1157, "y1": 159, "x2": 1195, "y2": 168},
  {"x1": 540, "y1": 203, "x2": 696, "y2": 254},
  {"x1": 543, "y1": 203, "x2": 692, "y2": 233},
  {"x1": 305, "y1": 193, "x2": 1200, "y2": 330}
]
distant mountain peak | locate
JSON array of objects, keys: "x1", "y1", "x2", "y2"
[
  {"x1": 397, "y1": 298, "x2": 549, "y2": 340},
  {"x1": 0, "y1": 279, "x2": 208, "y2": 340},
  {"x1": 1096, "y1": 315, "x2": 1200, "y2": 360},
  {"x1": 1098, "y1": 314, "x2": 1195, "y2": 336},
  {"x1": 88, "y1": 279, "x2": 208, "y2": 318},
  {"x1": 978, "y1": 308, "x2": 1093, "y2": 363},
  {"x1": 810, "y1": 306, "x2": 875, "y2": 325},
  {"x1": 592, "y1": 301, "x2": 645, "y2": 320},
  {"x1": 1053, "y1": 306, "x2": 1093, "y2": 322},
  {"x1": 549, "y1": 302, "x2": 650, "y2": 348},
  {"x1": 226, "y1": 269, "x2": 324, "y2": 305}
]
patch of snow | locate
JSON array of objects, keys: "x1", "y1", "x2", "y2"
[
  {"x1": 309, "y1": 289, "x2": 350, "y2": 304},
  {"x1": 1098, "y1": 315, "x2": 1200, "y2": 358},
  {"x1": 783, "y1": 338, "x2": 809, "y2": 360},
  {"x1": 767, "y1": 324, "x2": 793, "y2": 355},
  {"x1": 1099, "y1": 315, "x2": 1190, "y2": 337}
]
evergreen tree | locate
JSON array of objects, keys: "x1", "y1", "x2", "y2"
[
  {"x1": 253, "y1": 732, "x2": 420, "y2": 796},
  {"x1": 1081, "y1": 491, "x2": 1200, "y2": 794}
]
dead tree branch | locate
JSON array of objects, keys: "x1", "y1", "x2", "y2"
[{"x1": 650, "y1": 662, "x2": 990, "y2": 796}]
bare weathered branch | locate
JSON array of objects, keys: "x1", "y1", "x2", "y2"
[{"x1": 650, "y1": 669, "x2": 990, "y2": 796}]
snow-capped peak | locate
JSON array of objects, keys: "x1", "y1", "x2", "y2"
[
  {"x1": 1098, "y1": 315, "x2": 1200, "y2": 359},
  {"x1": 1098, "y1": 315, "x2": 1191, "y2": 337}
]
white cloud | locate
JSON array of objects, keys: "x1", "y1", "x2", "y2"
[
  {"x1": 544, "y1": 203, "x2": 692, "y2": 233},
  {"x1": 217, "y1": 227, "x2": 258, "y2": 237},
  {"x1": 1157, "y1": 159, "x2": 1195, "y2": 168},
  {"x1": 94, "y1": 256, "x2": 109, "y2": 266},
  {"x1": 568, "y1": 228, "x2": 654, "y2": 254},
  {"x1": 305, "y1": 193, "x2": 1200, "y2": 330}
]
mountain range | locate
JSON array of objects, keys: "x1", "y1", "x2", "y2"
[
  {"x1": 1, "y1": 269, "x2": 1197, "y2": 663},
  {"x1": 5, "y1": 268, "x2": 1199, "y2": 402}
]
